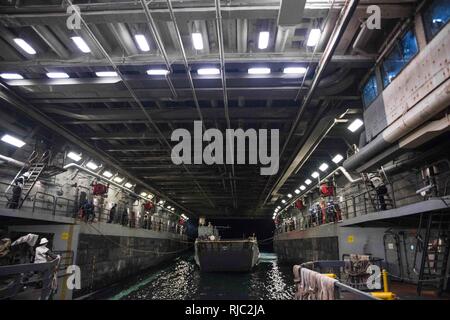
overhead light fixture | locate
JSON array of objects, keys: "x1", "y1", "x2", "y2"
[
  {"x1": 102, "y1": 171, "x2": 113, "y2": 178},
  {"x1": 146, "y1": 69, "x2": 169, "y2": 76},
  {"x1": 114, "y1": 176, "x2": 124, "y2": 183},
  {"x1": 319, "y1": 163, "x2": 329, "y2": 172},
  {"x1": 283, "y1": 67, "x2": 307, "y2": 74},
  {"x1": 13, "y1": 38, "x2": 36, "y2": 55},
  {"x1": 281, "y1": 199, "x2": 286, "y2": 204},
  {"x1": 311, "y1": 171, "x2": 319, "y2": 178},
  {"x1": 191, "y1": 33, "x2": 204, "y2": 50},
  {"x1": 134, "y1": 34, "x2": 150, "y2": 52},
  {"x1": 287, "y1": 193, "x2": 292, "y2": 198},
  {"x1": 332, "y1": 154, "x2": 344, "y2": 164},
  {"x1": 67, "y1": 151, "x2": 82, "y2": 162},
  {"x1": 258, "y1": 31, "x2": 270, "y2": 49},
  {"x1": 140, "y1": 192, "x2": 148, "y2": 197},
  {"x1": 294, "y1": 189, "x2": 300, "y2": 194},
  {"x1": 124, "y1": 182, "x2": 133, "y2": 188},
  {"x1": 1, "y1": 134, "x2": 26, "y2": 148},
  {"x1": 46, "y1": 72, "x2": 70, "y2": 79},
  {"x1": 277, "y1": 206, "x2": 281, "y2": 209},
  {"x1": 0, "y1": 73, "x2": 23, "y2": 80},
  {"x1": 95, "y1": 71, "x2": 118, "y2": 77},
  {"x1": 305, "y1": 179, "x2": 312, "y2": 185},
  {"x1": 147, "y1": 194, "x2": 154, "y2": 199},
  {"x1": 348, "y1": 119, "x2": 364, "y2": 132},
  {"x1": 86, "y1": 161, "x2": 99, "y2": 170},
  {"x1": 306, "y1": 28, "x2": 321, "y2": 47},
  {"x1": 248, "y1": 67, "x2": 271, "y2": 75},
  {"x1": 71, "y1": 36, "x2": 91, "y2": 53},
  {"x1": 300, "y1": 185, "x2": 306, "y2": 191},
  {"x1": 197, "y1": 68, "x2": 220, "y2": 75}
]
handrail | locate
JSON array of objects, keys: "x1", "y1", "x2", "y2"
[
  {"x1": 0, "y1": 258, "x2": 59, "y2": 300},
  {"x1": 32, "y1": 191, "x2": 56, "y2": 214}
]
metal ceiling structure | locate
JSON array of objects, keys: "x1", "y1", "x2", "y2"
[{"x1": 0, "y1": 0, "x2": 417, "y2": 218}]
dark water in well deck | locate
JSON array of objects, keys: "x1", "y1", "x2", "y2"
[{"x1": 100, "y1": 253, "x2": 295, "y2": 300}]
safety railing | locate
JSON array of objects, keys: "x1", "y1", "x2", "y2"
[
  {"x1": 0, "y1": 258, "x2": 59, "y2": 300},
  {"x1": 276, "y1": 167, "x2": 450, "y2": 234}
]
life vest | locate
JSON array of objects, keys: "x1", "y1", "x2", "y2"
[
  {"x1": 144, "y1": 201, "x2": 154, "y2": 210},
  {"x1": 320, "y1": 183, "x2": 334, "y2": 197},
  {"x1": 294, "y1": 199, "x2": 304, "y2": 210},
  {"x1": 92, "y1": 183, "x2": 108, "y2": 196}
]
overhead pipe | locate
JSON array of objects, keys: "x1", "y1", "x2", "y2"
[
  {"x1": 139, "y1": 0, "x2": 177, "y2": 98},
  {"x1": 164, "y1": 0, "x2": 225, "y2": 209},
  {"x1": 262, "y1": 0, "x2": 360, "y2": 206},
  {"x1": 215, "y1": 0, "x2": 237, "y2": 208},
  {"x1": 343, "y1": 78, "x2": 450, "y2": 171},
  {"x1": 62, "y1": 0, "x2": 212, "y2": 212},
  {"x1": 0, "y1": 154, "x2": 26, "y2": 167}
]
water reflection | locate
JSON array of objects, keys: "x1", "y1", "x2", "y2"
[{"x1": 111, "y1": 253, "x2": 295, "y2": 300}]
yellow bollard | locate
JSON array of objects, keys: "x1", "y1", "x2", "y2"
[
  {"x1": 370, "y1": 292, "x2": 396, "y2": 300},
  {"x1": 369, "y1": 269, "x2": 396, "y2": 300},
  {"x1": 382, "y1": 269, "x2": 389, "y2": 292}
]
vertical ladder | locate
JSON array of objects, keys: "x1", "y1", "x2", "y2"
[
  {"x1": 18, "y1": 150, "x2": 51, "y2": 208},
  {"x1": 361, "y1": 171, "x2": 394, "y2": 212},
  {"x1": 4, "y1": 150, "x2": 51, "y2": 209},
  {"x1": 415, "y1": 213, "x2": 450, "y2": 296}
]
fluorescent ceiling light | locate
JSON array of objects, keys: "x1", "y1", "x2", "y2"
[
  {"x1": 71, "y1": 36, "x2": 91, "y2": 53},
  {"x1": 319, "y1": 163, "x2": 329, "y2": 172},
  {"x1": 191, "y1": 33, "x2": 204, "y2": 50},
  {"x1": 305, "y1": 179, "x2": 312, "y2": 185},
  {"x1": 300, "y1": 185, "x2": 306, "y2": 191},
  {"x1": 134, "y1": 34, "x2": 150, "y2": 52},
  {"x1": 311, "y1": 171, "x2": 319, "y2": 178},
  {"x1": 197, "y1": 68, "x2": 220, "y2": 75},
  {"x1": 294, "y1": 189, "x2": 300, "y2": 194},
  {"x1": 0, "y1": 73, "x2": 23, "y2": 80},
  {"x1": 102, "y1": 171, "x2": 113, "y2": 178},
  {"x1": 86, "y1": 161, "x2": 99, "y2": 170},
  {"x1": 46, "y1": 72, "x2": 69, "y2": 79},
  {"x1": 67, "y1": 151, "x2": 82, "y2": 162},
  {"x1": 147, "y1": 194, "x2": 154, "y2": 199},
  {"x1": 306, "y1": 28, "x2": 321, "y2": 47},
  {"x1": 95, "y1": 71, "x2": 118, "y2": 77},
  {"x1": 1, "y1": 134, "x2": 26, "y2": 148},
  {"x1": 258, "y1": 31, "x2": 270, "y2": 49},
  {"x1": 277, "y1": 206, "x2": 281, "y2": 209},
  {"x1": 283, "y1": 67, "x2": 307, "y2": 74},
  {"x1": 281, "y1": 199, "x2": 286, "y2": 204},
  {"x1": 332, "y1": 154, "x2": 344, "y2": 164},
  {"x1": 124, "y1": 182, "x2": 133, "y2": 188},
  {"x1": 140, "y1": 192, "x2": 148, "y2": 197},
  {"x1": 13, "y1": 38, "x2": 36, "y2": 55},
  {"x1": 348, "y1": 119, "x2": 364, "y2": 132},
  {"x1": 287, "y1": 193, "x2": 292, "y2": 198},
  {"x1": 248, "y1": 67, "x2": 271, "y2": 75},
  {"x1": 146, "y1": 69, "x2": 169, "y2": 76},
  {"x1": 113, "y1": 176, "x2": 124, "y2": 183}
]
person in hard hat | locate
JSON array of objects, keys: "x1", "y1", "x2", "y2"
[{"x1": 34, "y1": 238, "x2": 58, "y2": 264}]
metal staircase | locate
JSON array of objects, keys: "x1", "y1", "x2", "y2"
[
  {"x1": 414, "y1": 212, "x2": 450, "y2": 296},
  {"x1": 361, "y1": 168, "x2": 395, "y2": 212},
  {"x1": 5, "y1": 150, "x2": 51, "y2": 209}
]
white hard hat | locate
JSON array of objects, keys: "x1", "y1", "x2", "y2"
[{"x1": 39, "y1": 238, "x2": 49, "y2": 245}]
